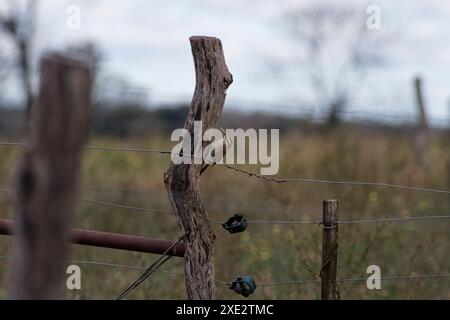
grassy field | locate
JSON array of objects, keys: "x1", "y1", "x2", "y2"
[{"x1": 0, "y1": 126, "x2": 449, "y2": 299}]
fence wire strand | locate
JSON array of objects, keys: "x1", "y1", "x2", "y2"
[
  {"x1": 76, "y1": 197, "x2": 175, "y2": 215},
  {"x1": 1, "y1": 186, "x2": 449, "y2": 226},
  {"x1": 0, "y1": 255, "x2": 447, "y2": 289},
  {"x1": 1, "y1": 142, "x2": 449, "y2": 195},
  {"x1": 116, "y1": 233, "x2": 187, "y2": 300}
]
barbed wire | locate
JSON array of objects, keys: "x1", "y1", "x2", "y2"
[
  {"x1": 222, "y1": 164, "x2": 450, "y2": 194},
  {"x1": 223, "y1": 164, "x2": 287, "y2": 184},
  {"x1": 221, "y1": 164, "x2": 450, "y2": 195},
  {"x1": 1, "y1": 141, "x2": 449, "y2": 195},
  {"x1": 280, "y1": 177, "x2": 450, "y2": 194}
]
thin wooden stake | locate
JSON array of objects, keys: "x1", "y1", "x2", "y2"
[
  {"x1": 12, "y1": 53, "x2": 91, "y2": 299},
  {"x1": 321, "y1": 199, "x2": 339, "y2": 300},
  {"x1": 164, "y1": 36, "x2": 232, "y2": 300},
  {"x1": 413, "y1": 76, "x2": 428, "y2": 168},
  {"x1": 414, "y1": 76, "x2": 428, "y2": 130}
]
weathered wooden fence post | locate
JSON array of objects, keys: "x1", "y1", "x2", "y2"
[
  {"x1": 12, "y1": 53, "x2": 91, "y2": 299},
  {"x1": 164, "y1": 36, "x2": 232, "y2": 299},
  {"x1": 414, "y1": 76, "x2": 428, "y2": 131},
  {"x1": 413, "y1": 76, "x2": 428, "y2": 168},
  {"x1": 321, "y1": 199, "x2": 339, "y2": 300}
]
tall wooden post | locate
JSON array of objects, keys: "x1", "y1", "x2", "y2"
[
  {"x1": 321, "y1": 199, "x2": 339, "y2": 300},
  {"x1": 414, "y1": 76, "x2": 428, "y2": 130},
  {"x1": 164, "y1": 36, "x2": 232, "y2": 300},
  {"x1": 12, "y1": 53, "x2": 91, "y2": 299},
  {"x1": 413, "y1": 76, "x2": 428, "y2": 168}
]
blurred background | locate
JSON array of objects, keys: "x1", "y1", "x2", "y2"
[{"x1": 0, "y1": 0, "x2": 448, "y2": 299}]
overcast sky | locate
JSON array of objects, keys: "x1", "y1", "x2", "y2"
[{"x1": 1, "y1": 0, "x2": 450, "y2": 123}]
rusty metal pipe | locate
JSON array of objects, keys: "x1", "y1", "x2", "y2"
[{"x1": 0, "y1": 219, "x2": 184, "y2": 257}]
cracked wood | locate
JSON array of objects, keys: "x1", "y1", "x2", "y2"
[{"x1": 164, "y1": 36, "x2": 232, "y2": 300}]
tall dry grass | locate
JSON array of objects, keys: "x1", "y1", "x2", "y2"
[{"x1": 0, "y1": 126, "x2": 448, "y2": 299}]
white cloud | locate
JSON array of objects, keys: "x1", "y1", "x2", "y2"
[{"x1": 0, "y1": 0, "x2": 448, "y2": 119}]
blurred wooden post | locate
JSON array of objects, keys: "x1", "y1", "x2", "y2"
[
  {"x1": 414, "y1": 76, "x2": 428, "y2": 130},
  {"x1": 321, "y1": 199, "x2": 339, "y2": 300},
  {"x1": 12, "y1": 53, "x2": 91, "y2": 299},
  {"x1": 164, "y1": 36, "x2": 232, "y2": 299},
  {"x1": 413, "y1": 76, "x2": 428, "y2": 168}
]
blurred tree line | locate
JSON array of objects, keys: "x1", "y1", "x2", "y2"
[{"x1": 0, "y1": 2, "x2": 447, "y2": 139}]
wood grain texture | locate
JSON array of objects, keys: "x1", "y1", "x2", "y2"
[
  {"x1": 12, "y1": 53, "x2": 91, "y2": 299},
  {"x1": 164, "y1": 36, "x2": 232, "y2": 300},
  {"x1": 321, "y1": 199, "x2": 339, "y2": 300}
]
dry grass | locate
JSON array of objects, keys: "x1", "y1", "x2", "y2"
[{"x1": 0, "y1": 126, "x2": 448, "y2": 299}]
